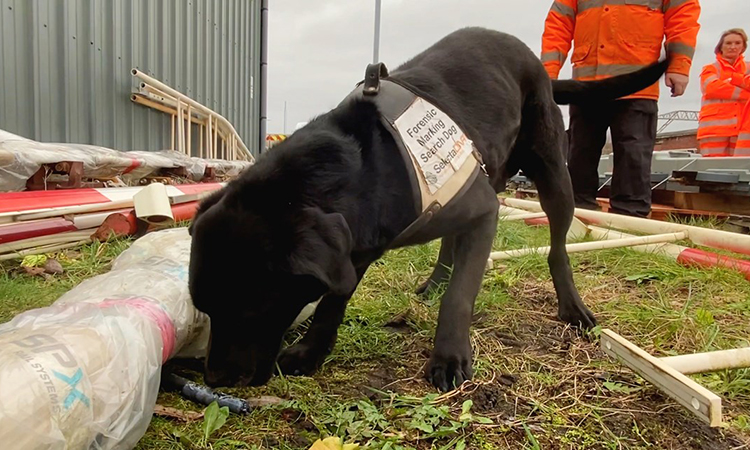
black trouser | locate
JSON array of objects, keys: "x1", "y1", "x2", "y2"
[{"x1": 568, "y1": 99, "x2": 658, "y2": 218}]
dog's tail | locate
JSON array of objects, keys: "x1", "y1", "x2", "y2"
[{"x1": 551, "y1": 57, "x2": 670, "y2": 105}]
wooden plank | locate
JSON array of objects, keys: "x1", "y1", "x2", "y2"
[
  {"x1": 600, "y1": 329, "x2": 722, "y2": 427},
  {"x1": 596, "y1": 197, "x2": 728, "y2": 221},
  {"x1": 131, "y1": 94, "x2": 206, "y2": 127},
  {"x1": 674, "y1": 192, "x2": 750, "y2": 215}
]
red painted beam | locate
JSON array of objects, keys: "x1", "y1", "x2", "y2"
[
  {"x1": 0, "y1": 218, "x2": 77, "y2": 244},
  {"x1": 0, "y1": 188, "x2": 110, "y2": 213}
]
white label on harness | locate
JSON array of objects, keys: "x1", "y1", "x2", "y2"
[{"x1": 394, "y1": 97, "x2": 473, "y2": 194}]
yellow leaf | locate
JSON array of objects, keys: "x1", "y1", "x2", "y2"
[
  {"x1": 21, "y1": 255, "x2": 47, "y2": 268},
  {"x1": 308, "y1": 436, "x2": 359, "y2": 450},
  {"x1": 307, "y1": 440, "x2": 328, "y2": 450},
  {"x1": 309, "y1": 437, "x2": 342, "y2": 450}
]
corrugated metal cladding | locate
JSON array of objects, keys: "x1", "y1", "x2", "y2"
[{"x1": 0, "y1": 0, "x2": 262, "y2": 156}]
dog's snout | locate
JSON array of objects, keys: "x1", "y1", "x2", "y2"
[
  {"x1": 203, "y1": 369, "x2": 228, "y2": 387},
  {"x1": 204, "y1": 356, "x2": 257, "y2": 387},
  {"x1": 204, "y1": 369, "x2": 255, "y2": 388}
]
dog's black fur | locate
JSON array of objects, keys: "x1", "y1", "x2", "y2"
[{"x1": 188, "y1": 27, "x2": 669, "y2": 391}]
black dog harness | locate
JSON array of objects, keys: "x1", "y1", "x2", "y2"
[{"x1": 342, "y1": 63, "x2": 487, "y2": 247}]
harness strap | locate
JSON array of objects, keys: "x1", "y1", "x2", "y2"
[{"x1": 342, "y1": 63, "x2": 485, "y2": 247}]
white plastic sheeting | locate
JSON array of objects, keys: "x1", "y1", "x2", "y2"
[{"x1": 0, "y1": 130, "x2": 252, "y2": 192}]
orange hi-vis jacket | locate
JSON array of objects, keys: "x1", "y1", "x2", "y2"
[
  {"x1": 541, "y1": 0, "x2": 701, "y2": 100},
  {"x1": 738, "y1": 101, "x2": 750, "y2": 156},
  {"x1": 698, "y1": 55, "x2": 750, "y2": 156}
]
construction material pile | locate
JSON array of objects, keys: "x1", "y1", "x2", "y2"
[
  {"x1": 0, "y1": 130, "x2": 250, "y2": 192},
  {"x1": 0, "y1": 182, "x2": 225, "y2": 261}
]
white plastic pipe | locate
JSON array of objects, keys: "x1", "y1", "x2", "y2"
[
  {"x1": 661, "y1": 348, "x2": 750, "y2": 375},
  {"x1": 499, "y1": 205, "x2": 532, "y2": 216},
  {"x1": 499, "y1": 212, "x2": 547, "y2": 221},
  {"x1": 503, "y1": 198, "x2": 750, "y2": 256},
  {"x1": 587, "y1": 226, "x2": 685, "y2": 259},
  {"x1": 489, "y1": 231, "x2": 687, "y2": 261}
]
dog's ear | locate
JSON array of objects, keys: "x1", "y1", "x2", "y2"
[
  {"x1": 188, "y1": 188, "x2": 227, "y2": 235},
  {"x1": 288, "y1": 208, "x2": 357, "y2": 296},
  {"x1": 334, "y1": 100, "x2": 380, "y2": 150}
]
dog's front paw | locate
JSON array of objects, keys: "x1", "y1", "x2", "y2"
[
  {"x1": 558, "y1": 299, "x2": 597, "y2": 330},
  {"x1": 277, "y1": 343, "x2": 326, "y2": 376},
  {"x1": 425, "y1": 343, "x2": 473, "y2": 392}
]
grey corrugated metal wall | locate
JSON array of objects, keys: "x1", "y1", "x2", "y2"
[{"x1": 0, "y1": 0, "x2": 262, "y2": 157}]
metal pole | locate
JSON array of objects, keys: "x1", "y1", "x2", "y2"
[
  {"x1": 259, "y1": 0, "x2": 269, "y2": 155},
  {"x1": 373, "y1": 0, "x2": 381, "y2": 63},
  {"x1": 283, "y1": 101, "x2": 287, "y2": 134}
]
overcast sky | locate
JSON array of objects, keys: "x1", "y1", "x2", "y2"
[{"x1": 266, "y1": 1, "x2": 748, "y2": 135}]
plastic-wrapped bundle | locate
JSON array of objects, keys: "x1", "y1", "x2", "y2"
[
  {"x1": 0, "y1": 228, "x2": 209, "y2": 449},
  {"x1": 0, "y1": 130, "x2": 157, "y2": 191},
  {"x1": 0, "y1": 129, "x2": 252, "y2": 191}
]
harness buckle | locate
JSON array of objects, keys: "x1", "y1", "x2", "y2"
[{"x1": 363, "y1": 63, "x2": 389, "y2": 95}]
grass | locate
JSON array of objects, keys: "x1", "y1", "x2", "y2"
[
  {"x1": 0, "y1": 238, "x2": 134, "y2": 323},
  {"x1": 1, "y1": 216, "x2": 750, "y2": 449}
]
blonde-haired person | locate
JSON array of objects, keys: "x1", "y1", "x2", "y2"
[{"x1": 698, "y1": 28, "x2": 750, "y2": 156}]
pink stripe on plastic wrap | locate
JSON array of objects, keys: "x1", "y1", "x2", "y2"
[{"x1": 99, "y1": 298, "x2": 176, "y2": 363}]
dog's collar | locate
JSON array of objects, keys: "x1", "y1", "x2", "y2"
[{"x1": 343, "y1": 63, "x2": 486, "y2": 247}]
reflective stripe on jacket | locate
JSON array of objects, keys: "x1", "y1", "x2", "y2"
[
  {"x1": 541, "y1": 0, "x2": 701, "y2": 100},
  {"x1": 698, "y1": 55, "x2": 750, "y2": 142}
]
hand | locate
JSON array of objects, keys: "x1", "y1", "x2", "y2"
[{"x1": 665, "y1": 73, "x2": 689, "y2": 97}]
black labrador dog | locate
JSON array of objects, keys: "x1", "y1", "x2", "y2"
[{"x1": 188, "y1": 27, "x2": 668, "y2": 391}]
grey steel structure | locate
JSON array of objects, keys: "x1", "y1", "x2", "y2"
[{"x1": 0, "y1": 0, "x2": 264, "y2": 157}]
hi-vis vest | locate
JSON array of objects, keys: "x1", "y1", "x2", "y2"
[
  {"x1": 342, "y1": 63, "x2": 486, "y2": 246},
  {"x1": 698, "y1": 56, "x2": 750, "y2": 142}
]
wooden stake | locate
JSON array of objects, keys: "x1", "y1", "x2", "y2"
[
  {"x1": 213, "y1": 117, "x2": 218, "y2": 159},
  {"x1": 207, "y1": 115, "x2": 213, "y2": 159},
  {"x1": 132, "y1": 69, "x2": 254, "y2": 161},
  {"x1": 186, "y1": 104, "x2": 192, "y2": 156},
  {"x1": 171, "y1": 114, "x2": 175, "y2": 151},
  {"x1": 601, "y1": 329, "x2": 722, "y2": 427},
  {"x1": 0, "y1": 230, "x2": 95, "y2": 254},
  {"x1": 199, "y1": 124, "x2": 204, "y2": 159},
  {"x1": 177, "y1": 100, "x2": 185, "y2": 154},
  {"x1": 0, "y1": 239, "x2": 92, "y2": 261}
]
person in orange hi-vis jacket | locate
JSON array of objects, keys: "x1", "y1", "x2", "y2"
[
  {"x1": 542, "y1": 0, "x2": 701, "y2": 218},
  {"x1": 698, "y1": 29, "x2": 750, "y2": 157}
]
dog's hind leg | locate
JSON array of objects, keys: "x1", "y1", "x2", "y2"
[
  {"x1": 426, "y1": 196, "x2": 497, "y2": 391},
  {"x1": 522, "y1": 101, "x2": 596, "y2": 329},
  {"x1": 415, "y1": 236, "x2": 455, "y2": 297}
]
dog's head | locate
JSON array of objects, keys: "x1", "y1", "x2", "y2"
[{"x1": 187, "y1": 123, "x2": 368, "y2": 387}]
